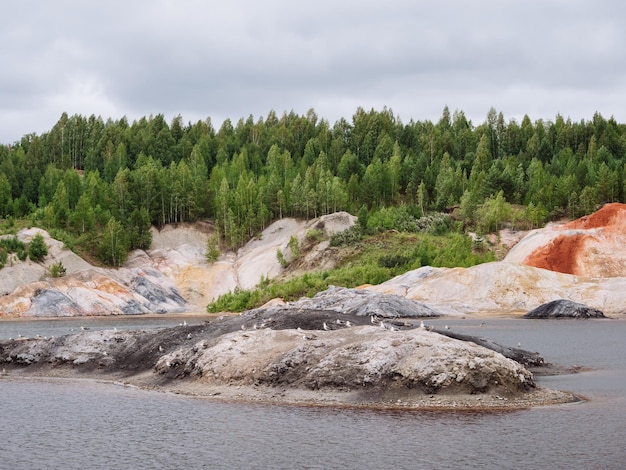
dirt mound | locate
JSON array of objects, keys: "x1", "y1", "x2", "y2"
[
  {"x1": 505, "y1": 203, "x2": 626, "y2": 277},
  {"x1": 564, "y1": 202, "x2": 625, "y2": 230}
]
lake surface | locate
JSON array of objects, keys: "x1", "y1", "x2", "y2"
[{"x1": 1, "y1": 316, "x2": 625, "y2": 469}]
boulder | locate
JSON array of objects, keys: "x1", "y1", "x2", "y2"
[{"x1": 524, "y1": 299, "x2": 607, "y2": 319}]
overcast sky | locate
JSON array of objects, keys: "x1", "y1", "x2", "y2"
[{"x1": 1, "y1": 0, "x2": 625, "y2": 143}]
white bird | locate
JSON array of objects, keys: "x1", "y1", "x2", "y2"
[
  {"x1": 158, "y1": 345, "x2": 164, "y2": 352},
  {"x1": 517, "y1": 342, "x2": 522, "y2": 347},
  {"x1": 346, "y1": 321, "x2": 353, "y2": 327},
  {"x1": 241, "y1": 324, "x2": 247, "y2": 330},
  {"x1": 444, "y1": 325, "x2": 450, "y2": 330},
  {"x1": 420, "y1": 321, "x2": 425, "y2": 329},
  {"x1": 186, "y1": 333, "x2": 192, "y2": 339},
  {"x1": 323, "y1": 322, "x2": 330, "y2": 331},
  {"x1": 297, "y1": 327, "x2": 304, "y2": 333}
]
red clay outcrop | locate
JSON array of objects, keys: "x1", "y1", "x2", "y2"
[{"x1": 521, "y1": 203, "x2": 626, "y2": 277}]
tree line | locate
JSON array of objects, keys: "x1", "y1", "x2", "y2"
[{"x1": 0, "y1": 106, "x2": 624, "y2": 265}]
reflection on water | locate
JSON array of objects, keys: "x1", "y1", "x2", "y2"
[{"x1": 1, "y1": 318, "x2": 625, "y2": 469}]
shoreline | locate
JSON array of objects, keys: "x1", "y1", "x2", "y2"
[{"x1": 0, "y1": 369, "x2": 582, "y2": 412}]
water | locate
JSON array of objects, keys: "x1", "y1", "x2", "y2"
[{"x1": 1, "y1": 317, "x2": 625, "y2": 469}]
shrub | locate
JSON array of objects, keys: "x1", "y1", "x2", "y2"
[
  {"x1": 205, "y1": 234, "x2": 220, "y2": 263},
  {"x1": 276, "y1": 248, "x2": 288, "y2": 268},
  {"x1": 378, "y1": 254, "x2": 411, "y2": 268},
  {"x1": 49, "y1": 261, "x2": 66, "y2": 277},
  {"x1": 288, "y1": 235, "x2": 300, "y2": 258},
  {"x1": 330, "y1": 225, "x2": 363, "y2": 246},
  {"x1": 28, "y1": 233, "x2": 48, "y2": 262},
  {"x1": 305, "y1": 228, "x2": 324, "y2": 242}
]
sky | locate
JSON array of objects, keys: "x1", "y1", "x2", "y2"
[{"x1": 1, "y1": 0, "x2": 625, "y2": 144}]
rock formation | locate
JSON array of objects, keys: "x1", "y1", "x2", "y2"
[
  {"x1": 524, "y1": 299, "x2": 607, "y2": 319},
  {"x1": 504, "y1": 203, "x2": 626, "y2": 278},
  {"x1": 1, "y1": 307, "x2": 565, "y2": 408},
  {"x1": 368, "y1": 262, "x2": 626, "y2": 316}
]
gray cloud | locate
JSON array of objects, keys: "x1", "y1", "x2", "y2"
[{"x1": 2, "y1": 0, "x2": 626, "y2": 143}]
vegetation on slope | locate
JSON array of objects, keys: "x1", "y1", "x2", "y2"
[
  {"x1": 207, "y1": 209, "x2": 496, "y2": 313},
  {"x1": 0, "y1": 106, "x2": 624, "y2": 267}
]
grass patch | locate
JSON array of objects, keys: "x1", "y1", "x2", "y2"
[{"x1": 207, "y1": 230, "x2": 496, "y2": 313}]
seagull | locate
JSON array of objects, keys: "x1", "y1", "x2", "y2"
[
  {"x1": 444, "y1": 325, "x2": 450, "y2": 330},
  {"x1": 419, "y1": 321, "x2": 425, "y2": 329},
  {"x1": 186, "y1": 333, "x2": 192, "y2": 340},
  {"x1": 241, "y1": 324, "x2": 247, "y2": 330},
  {"x1": 80, "y1": 326, "x2": 89, "y2": 330},
  {"x1": 297, "y1": 327, "x2": 304, "y2": 333},
  {"x1": 323, "y1": 322, "x2": 330, "y2": 331},
  {"x1": 517, "y1": 342, "x2": 522, "y2": 347},
  {"x1": 346, "y1": 321, "x2": 353, "y2": 327},
  {"x1": 302, "y1": 333, "x2": 317, "y2": 340},
  {"x1": 158, "y1": 345, "x2": 164, "y2": 352}
]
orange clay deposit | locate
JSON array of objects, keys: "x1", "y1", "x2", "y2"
[{"x1": 522, "y1": 203, "x2": 626, "y2": 277}]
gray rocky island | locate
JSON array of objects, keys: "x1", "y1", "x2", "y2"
[{"x1": 1, "y1": 289, "x2": 577, "y2": 410}]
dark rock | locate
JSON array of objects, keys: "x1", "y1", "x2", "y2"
[
  {"x1": 131, "y1": 274, "x2": 187, "y2": 310},
  {"x1": 524, "y1": 299, "x2": 606, "y2": 319},
  {"x1": 430, "y1": 328, "x2": 545, "y2": 367},
  {"x1": 286, "y1": 285, "x2": 441, "y2": 318}
]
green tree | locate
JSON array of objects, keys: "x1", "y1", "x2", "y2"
[
  {"x1": 28, "y1": 233, "x2": 48, "y2": 262},
  {"x1": 98, "y1": 217, "x2": 130, "y2": 266},
  {"x1": 0, "y1": 173, "x2": 12, "y2": 217}
]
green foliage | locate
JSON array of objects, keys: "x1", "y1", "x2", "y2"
[
  {"x1": 28, "y1": 233, "x2": 48, "y2": 262},
  {"x1": 276, "y1": 248, "x2": 288, "y2": 268},
  {"x1": 48, "y1": 261, "x2": 66, "y2": 278},
  {"x1": 329, "y1": 225, "x2": 363, "y2": 247},
  {"x1": 2, "y1": 107, "x2": 625, "y2": 266},
  {"x1": 288, "y1": 235, "x2": 300, "y2": 259},
  {"x1": 205, "y1": 233, "x2": 221, "y2": 263},
  {"x1": 208, "y1": 230, "x2": 496, "y2": 312},
  {"x1": 0, "y1": 235, "x2": 25, "y2": 253},
  {"x1": 98, "y1": 217, "x2": 129, "y2": 266},
  {"x1": 305, "y1": 228, "x2": 324, "y2": 242},
  {"x1": 378, "y1": 253, "x2": 412, "y2": 268}
]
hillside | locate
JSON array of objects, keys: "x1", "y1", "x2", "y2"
[
  {"x1": 0, "y1": 213, "x2": 355, "y2": 317},
  {"x1": 1, "y1": 204, "x2": 625, "y2": 318}
]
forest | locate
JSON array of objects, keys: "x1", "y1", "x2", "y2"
[{"x1": 0, "y1": 106, "x2": 624, "y2": 266}]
